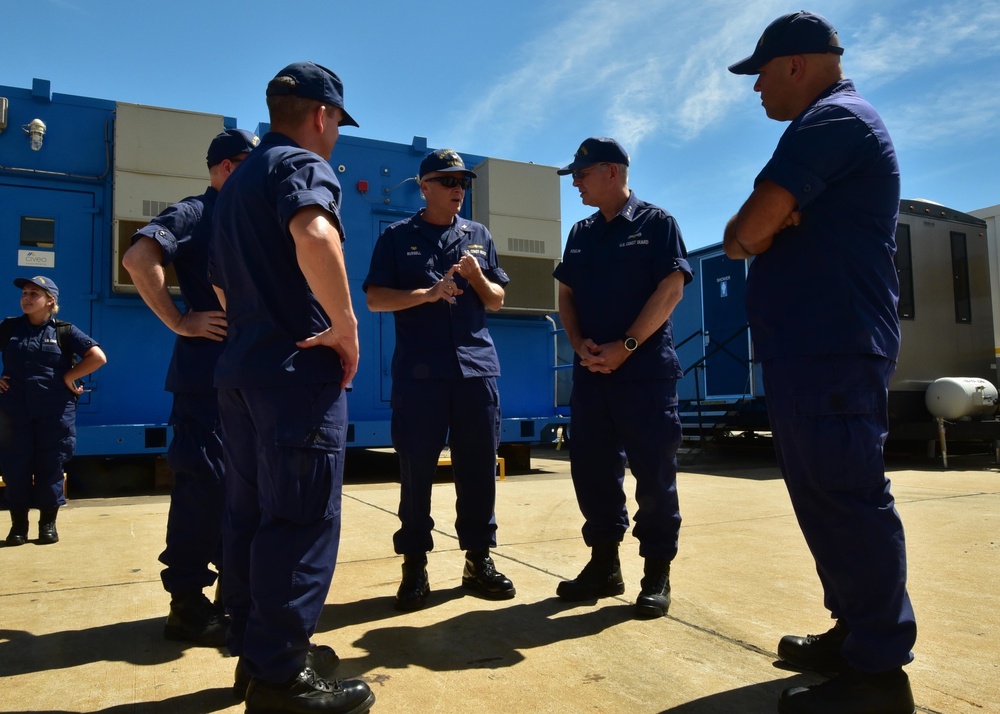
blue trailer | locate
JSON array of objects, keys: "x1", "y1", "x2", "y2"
[
  {"x1": 671, "y1": 201, "x2": 996, "y2": 448},
  {"x1": 0, "y1": 79, "x2": 568, "y2": 470}
]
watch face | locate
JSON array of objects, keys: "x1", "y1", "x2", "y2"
[{"x1": 624, "y1": 337, "x2": 638, "y2": 351}]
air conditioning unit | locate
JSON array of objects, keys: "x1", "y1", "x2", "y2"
[
  {"x1": 471, "y1": 158, "x2": 561, "y2": 314},
  {"x1": 112, "y1": 102, "x2": 227, "y2": 294}
]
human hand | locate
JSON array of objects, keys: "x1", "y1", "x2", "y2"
[
  {"x1": 429, "y1": 266, "x2": 464, "y2": 305},
  {"x1": 579, "y1": 339, "x2": 630, "y2": 374},
  {"x1": 176, "y1": 310, "x2": 228, "y2": 341},
  {"x1": 63, "y1": 373, "x2": 85, "y2": 396},
  {"x1": 780, "y1": 210, "x2": 802, "y2": 231},
  {"x1": 0, "y1": 375, "x2": 9, "y2": 394},
  {"x1": 296, "y1": 328, "x2": 360, "y2": 390},
  {"x1": 454, "y1": 252, "x2": 484, "y2": 282},
  {"x1": 576, "y1": 338, "x2": 611, "y2": 374}
]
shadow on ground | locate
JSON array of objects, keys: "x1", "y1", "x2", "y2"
[{"x1": 656, "y1": 673, "x2": 816, "y2": 714}]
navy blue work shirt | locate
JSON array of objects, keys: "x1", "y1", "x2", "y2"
[
  {"x1": 210, "y1": 132, "x2": 347, "y2": 389},
  {"x1": 0, "y1": 316, "x2": 97, "y2": 418},
  {"x1": 553, "y1": 192, "x2": 692, "y2": 382},
  {"x1": 362, "y1": 212, "x2": 509, "y2": 380},
  {"x1": 132, "y1": 188, "x2": 224, "y2": 393},
  {"x1": 746, "y1": 79, "x2": 901, "y2": 363}
]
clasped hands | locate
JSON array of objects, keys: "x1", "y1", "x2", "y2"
[{"x1": 576, "y1": 338, "x2": 631, "y2": 374}]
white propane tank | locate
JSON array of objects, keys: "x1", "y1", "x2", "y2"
[{"x1": 924, "y1": 377, "x2": 999, "y2": 420}]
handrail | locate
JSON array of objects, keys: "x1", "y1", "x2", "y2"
[
  {"x1": 683, "y1": 324, "x2": 750, "y2": 376},
  {"x1": 674, "y1": 328, "x2": 703, "y2": 351},
  {"x1": 681, "y1": 323, "x2": 751, "y2": 449}
]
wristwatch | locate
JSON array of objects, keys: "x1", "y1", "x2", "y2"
[{"x1": 623, "y1": 336, "x2": 639, "y2": 352}]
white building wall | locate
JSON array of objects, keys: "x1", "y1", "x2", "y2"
[{"x1": 970, "y1": 203, "x2": 1000, "y2": 370}]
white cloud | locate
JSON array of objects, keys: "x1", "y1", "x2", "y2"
[
  {"x1": 849, "y1": 1, "x2": 1000, "y2": 85},
  {"x1": 886, "y1": 81, "x2": 1000, "y2": 147},
  {"x1": 446, "y1": 0, "x2": 792, "y2": 154},
  {"x1": 450, "y1": 0, "x2": 1000, "y2": 161}
]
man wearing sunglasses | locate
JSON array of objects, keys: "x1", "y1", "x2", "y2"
[
  {"x1": 553, "y1": 137, "x2": 692, "y2": 619},
  {"x1": 363, "y1": 148, "x2": 515, "y2": 611}
]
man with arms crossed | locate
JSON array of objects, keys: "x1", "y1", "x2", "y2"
[{"x1": 725, "y1": 12, "x2": 916, "y2": 714}]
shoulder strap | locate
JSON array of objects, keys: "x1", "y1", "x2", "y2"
[
  {"x1": 0, "y1": 317, "x2": 18, "y2": 349},
  {"x1": 53, "y1": 320, "x2": 75, "y2": 369}
]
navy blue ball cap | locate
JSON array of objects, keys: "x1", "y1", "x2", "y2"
[
  {"x1": 14, "y1": 275, "x2": 59, "y2": 300},
  {"x1": 266, "y1": 61, "x2": 359, "y2": 127},
  {"x1": 557, "y1": 137, "x2": 630, "y2": 175},
  {"x1": 207, "y1": 128, "x2": 259, "y2": 167},
  {"x1": 728, "y1": 11, "x2": 844, "y2": 75},
  {"x1": 419, "y1": 149, "x2": 477, "y2": 180}
]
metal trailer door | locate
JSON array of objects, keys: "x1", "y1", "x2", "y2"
[
  {"x1": 699, "y1": 252, "x2": 752, "y2": 399},
  {"x1": 0, "y1": 183, "x2": 95, "y2": 335},
  {"x1": 376, "y1": 220, "x2": 396, "y2": 405}
]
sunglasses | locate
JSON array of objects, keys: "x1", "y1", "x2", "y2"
[
  {"x1": 571, "y1": 163, "x2": 609, "y2": 180},
  {"x1": 424, "y1": 176, "x2": 472, "y2": 190}
]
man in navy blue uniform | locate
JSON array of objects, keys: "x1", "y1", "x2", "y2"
[
  {"x1": 124, "y1": 127, "x2": 257, "y2": 648},
  {"x1": 209, "y1": 62, "x2": 374, "y2": 713},
  {"x1": 725, "y1": 12, "x2": 917, "y2": 713},
  {"x1": 553, "y1": 137, "x2": 691, "y2": 619},
  {"x1": 363, "y1": 148, "x2": 515, "y2": 610}
]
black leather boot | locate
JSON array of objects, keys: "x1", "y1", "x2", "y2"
[
  {"x1": 462, "y1": 549, "x2": 515, "y2": 599},
  {"x1": 779, "y1": 667, "x2": 915, "y2": 714},
  {"x1": 635, "y1": 558, "x2": 671, "y2": 618},
  {"x1": 395, "y1": 553, "x2": 430, "y2": 611},
  {"x1": 556, "y1": 542, "x2": 625, "y2": 601},
  {"x1": 244, "y1": 667, "x2": 375, "y2": 714},
  {"x1": 5, "y1": 509, "x2": 29, "y2": 546},
  {"x1": 164, "y1": 591, "x2": 230, "y2": 647},
  {"x1": 234, "y1": 644, "x2": 340, "y2": 702},
  {"x1": 778, "y1": 620, "x2": 849, "y2": 673},
  {"x1": 38, "y1": 507, "x2": 59, "y2": 544}
]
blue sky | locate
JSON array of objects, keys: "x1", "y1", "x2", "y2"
[{"x1": 4, "y1": 0, "x2": 999, "y2": 251}]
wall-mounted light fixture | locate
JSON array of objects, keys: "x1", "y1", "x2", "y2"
[{"x1": 22, "y1": 118, "x2": 46, "y2": 150}]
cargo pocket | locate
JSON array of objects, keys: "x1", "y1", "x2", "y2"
[
  {"x1": 792, "y1": 387, "x2": 885, "y2": 491},
  {"x1": 264, "y1": 418, "x2": 344, "y2": 524}
]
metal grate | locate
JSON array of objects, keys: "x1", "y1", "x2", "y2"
[
  {"x1": 506, "y1": 237, "x2": 547, "y2": 255},
  {"x1": 499, "y1": 255, "x2": 558, "y2": 312},
  {"x1": 142, "y1": 200, "x2": 170, "y2": 217}
]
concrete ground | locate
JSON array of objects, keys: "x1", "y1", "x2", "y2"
[{"x1": 0, "y1": 445, "x2": 997, "y2": 713}]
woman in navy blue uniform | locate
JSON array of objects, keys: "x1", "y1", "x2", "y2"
[{"x1": 0, "y1": 276, "x2": 106, "y2": 545}]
